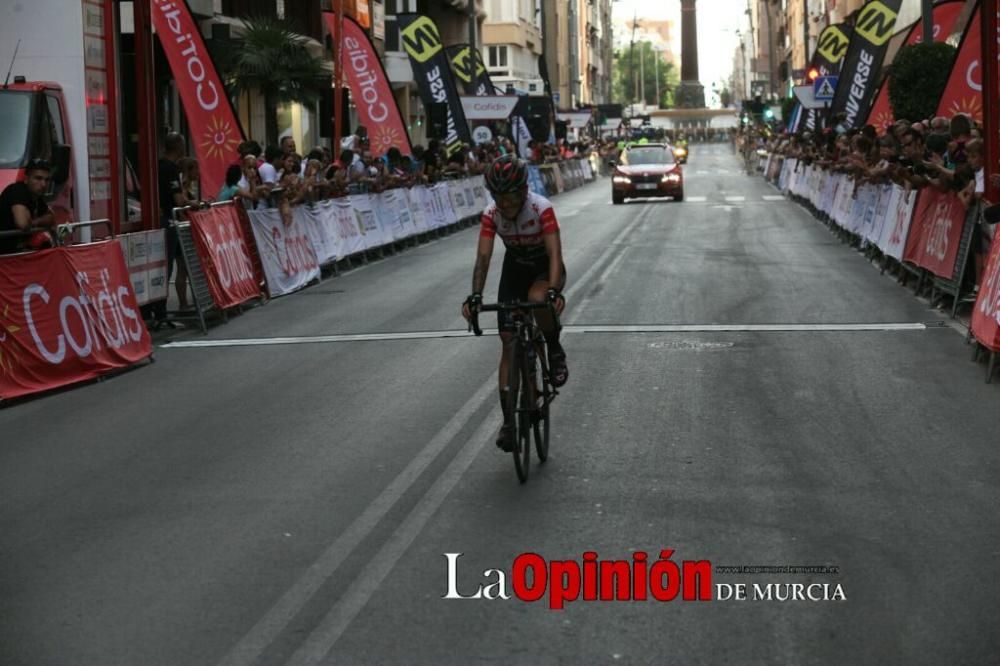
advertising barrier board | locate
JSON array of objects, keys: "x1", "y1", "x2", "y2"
[
  {"x1": 0, "y1": 241, "x2": 152, "y2": 400},
  {"x1": 187, "y1": 205, "x2": 262, "y2": 309}
]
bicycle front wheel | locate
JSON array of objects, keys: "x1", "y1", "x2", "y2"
[
  {"x1": 506, "y1": 339, "x2": 530, "y2": 483},
  {"x1": 531, "y1": 345, "x2": 550, "y2": 463}
]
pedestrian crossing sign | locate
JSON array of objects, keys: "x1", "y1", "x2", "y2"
[{"x1": 814, "y1": 76, "x2": 837, "y2": 101}]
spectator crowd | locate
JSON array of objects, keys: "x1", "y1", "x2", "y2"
[
  {"x1": 750, "y1": 109, "x2": 996, "y2": 284},
  {"x1": 192, "y1": 127, "x2": 611, "y2": 211}
]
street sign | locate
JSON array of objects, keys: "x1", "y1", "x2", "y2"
[
  {"x1": 793, "y1": 85, "x2": 827, "y2": 110},
  {"x1": 553, "y1": 91, "x2": 561, "y2": 105},
  {"x1": 814, "y1": 76, "x2": 838, "y2": 101},
  {"x1": 472, "y1": 125, "x2": 493, "y2": 144}
]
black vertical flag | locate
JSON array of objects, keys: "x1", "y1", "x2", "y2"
[
  {"x1": 397, "y1": 14, "x2": 473, "y2": 155},
  {"x1": 801, "y1": 22, "x2": 854, "y2": 132},
  {"x1": 445, "y1": 44, "x2": 495, "y2": 96},
  {"x1": 827, "y1": 0, "x2": 904, "y2": 129}
]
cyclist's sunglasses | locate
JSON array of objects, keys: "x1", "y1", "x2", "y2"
[{"x1": 494, "y1": 191, "x2": 524, "y2": 206}]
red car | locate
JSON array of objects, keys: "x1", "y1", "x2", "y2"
[{"x1": 609, "y1": 143, "x2": 684, "y2": 204}]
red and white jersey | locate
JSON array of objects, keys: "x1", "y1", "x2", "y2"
[{"x1": 479, "y1": 191, "x2": 560, "y2": 259}]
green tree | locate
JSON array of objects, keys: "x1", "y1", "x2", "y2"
[
  {"x1": 888, "y1": 42, "x2": 956, "y2": 123},
  {"x1": 219, "y1": 16, "x2": 330, "y2": 146},
  {"x1": 612, "y1": 42, "x2": 680, "y2": 109}
]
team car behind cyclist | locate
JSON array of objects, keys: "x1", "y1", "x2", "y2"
[{"x1": 462, "y1": 155, "x2": 568, "y2": 451}]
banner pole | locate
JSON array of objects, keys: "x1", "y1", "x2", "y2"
[
  {"x1": 134, "y1": 0, "x2": 159, "y2": 232},
  {"x1": 984, "y1": 0, "x2": 999, "y2": 201},
  {"x1": 467, "y1": 1, "x2": 477, "y2": 90},
  {"x1": 333, "y1": 0, "x2": 344, "y2": 149}
]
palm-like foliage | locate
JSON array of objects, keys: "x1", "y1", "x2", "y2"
[{"x1": 221, "y1": 16, "x2": 330, "y2": 145}]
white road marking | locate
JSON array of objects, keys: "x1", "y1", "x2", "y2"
[
  {"x1": 168, "y1": 322, "x2": 930, "y2": 350},
  {"x1": 284, "y1": 405, "x2": 502, "y2": 665},
  {"x1": 215, "y1": 377, "x2": 499, "y2": 666},
  {"x1": 724, "y1": 196, "x2": 746, "y2": 202},
  {"x1": 565, "y1": 323, "x2": 928, "y2": 333},
  {"x1": 762, "y1": 195, "x2": 785, "y2": 201},
  {"x1": 598, "y1": 246, "x2": 630, "y2": 283},
  {"x1": 686, "y1": 196, "x2": 707, "y2": 202}
]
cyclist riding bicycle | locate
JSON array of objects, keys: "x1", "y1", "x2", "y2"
[{"x1": 462, "y1": 155, "x2": 568, "y2": 451}]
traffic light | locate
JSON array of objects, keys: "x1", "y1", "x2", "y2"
[
  {"x1": 807, "y1": 68, "x2": 820, "y2": 82},
  {"x1": 763, "y1": 107, "x2": 774, "y2": 120}
]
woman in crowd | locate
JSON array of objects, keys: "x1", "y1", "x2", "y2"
[{"x1": 217, "y1": 164, "x2": 243, "y2": 201}]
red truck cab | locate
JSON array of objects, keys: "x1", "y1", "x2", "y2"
[{"x1": 0, "y1": 79, "x2": 75, "y2": 222}]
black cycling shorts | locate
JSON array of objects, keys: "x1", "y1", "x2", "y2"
[{"x1": 496, "y1": 251, "x2": 566, "y2": 332}]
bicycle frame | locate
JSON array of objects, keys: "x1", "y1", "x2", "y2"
[
  {"x1": 469, "y1": 300, "x2": 560, "y2": 482},
  {"x1": 504, "y1": 309, "x2": 556, "y2": 415}
]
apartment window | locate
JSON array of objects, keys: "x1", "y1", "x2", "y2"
[
  {"x1": 488, "y1": 45, "x2": 508, "y2": 68},
  {"x1": 386, "y1": 0, "x2": 416, "y2": 12}
]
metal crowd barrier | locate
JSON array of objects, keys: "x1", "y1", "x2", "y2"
[
  {"x1": 930, "y1": 202, "x2": 980, "y2": 319},
  {"x1": 173, "y1": 204, "x2": 218, "y2": 333},
  {"x1": 172, "y1": 201, "x2": 268, "y2": 334},
  {"x1": 0, "y1": 228, "x2": 48, "y2": 254},
  {"x1": 1, "y1": 218, "x2": 114, "y2": 255}
]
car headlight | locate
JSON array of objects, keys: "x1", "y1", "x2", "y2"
[
  {"x1": 661, "y1": 173, "x2": 681, "y2": 182},
  {"x1": 674, "y1": 148, "x2": 687, "y2": 156},
  {"x1": 612, "y1": 175, "x2": 631, "y2": 184}
]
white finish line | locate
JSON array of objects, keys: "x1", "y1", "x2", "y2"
[{"x1": 161, "y1": 323, "x2": 929, "y2": 349}]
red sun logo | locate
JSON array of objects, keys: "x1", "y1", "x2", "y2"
[
  {"x1": 872, "y1": 110, "x2": 894, "y2": 134},
  {"x1": 372, "y1": 125, "x2": 405, "y2": 154},
  {"x1": 200, "y1": 116, "x2": 242, "y2": 162},
  {"x1": 949, "y1": 95, "x2": 983, "y2": 123}
]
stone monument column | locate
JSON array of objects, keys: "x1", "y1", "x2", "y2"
[{"x1": 677, "y1": 0, "x2": 706, "y2": 108}]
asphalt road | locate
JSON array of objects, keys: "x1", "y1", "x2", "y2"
[{"x1": 2, "y1": 144, "x2": 998, "y2": 666}]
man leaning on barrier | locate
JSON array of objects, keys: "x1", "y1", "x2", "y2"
[{"x1": 0, "y1": 158, "x2": 57, "y2": 255}]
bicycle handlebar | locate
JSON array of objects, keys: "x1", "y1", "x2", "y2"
[{"x1": 468, "y1": 301, "x2": 555, "y2": 337}]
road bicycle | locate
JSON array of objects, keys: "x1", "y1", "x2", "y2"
[{"x1": 470, "y1": 301, "x2": 558, "y2": 483}]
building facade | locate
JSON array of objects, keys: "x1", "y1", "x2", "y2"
[{"x1": 481, "y1": 0, "x2": 545, "y2": 95}]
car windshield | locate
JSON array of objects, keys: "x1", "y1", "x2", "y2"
[
  {"x1": 0, "y1": 92, "x2": 33, "y2": 168},
  {"x1": 621, "y1": 147, "x2": 674, "y2": 166}
]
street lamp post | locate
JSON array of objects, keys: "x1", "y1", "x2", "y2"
[
  {"x1": 467, "y1": 0, "x2": 477, "y2": 91},
  {"x1": 640, "y1": 43, "x2": 645, "y2": 107},
  {"x1": 655, "y1": 48, "x2": 660, "y2": 108}
]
